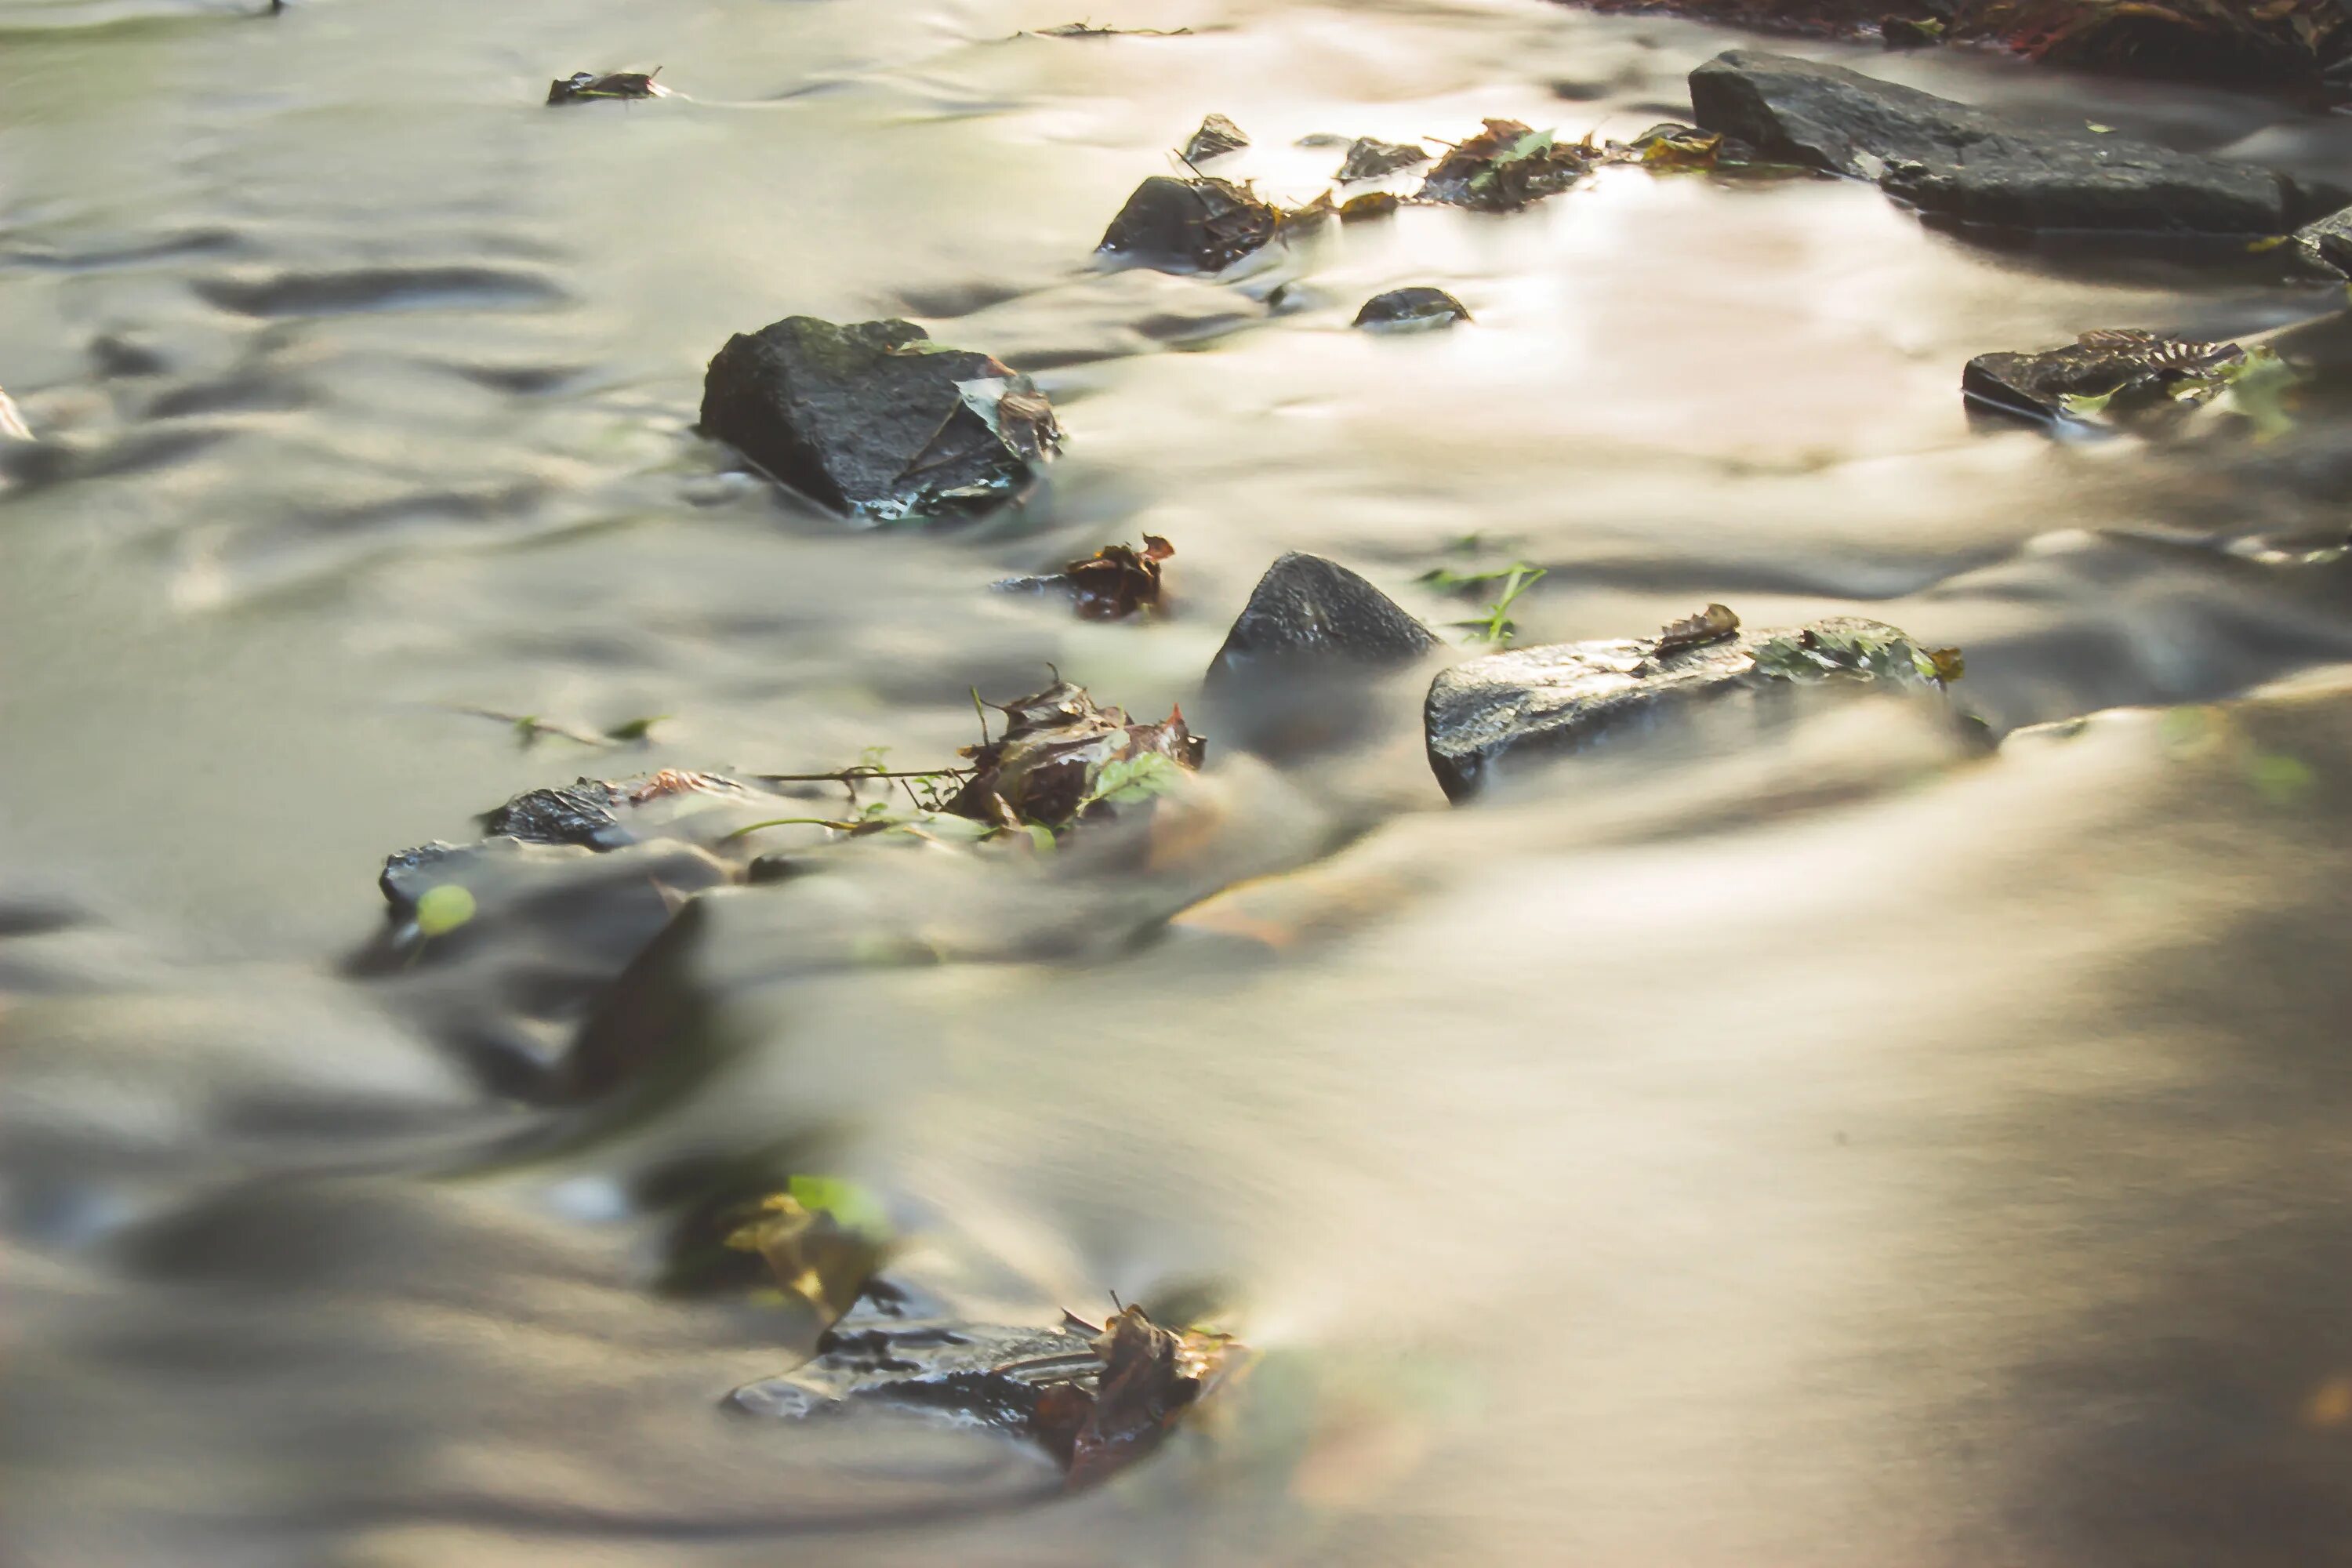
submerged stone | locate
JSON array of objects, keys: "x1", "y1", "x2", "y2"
[
  {"x1": 1352, "y1": 286, "x2": 1471, "y2": 330},
  {"x1": 700, "y1": 317, "x2": 1056, "y2": 520},
  {"x1": 1204, "y1": 553, "x2": 1439, "y2": 694},
  {"x1": 1688, "y1": 49, "x2": 2310, "y2": 237},
  {"x1": 1097, "y1": 176, "x2": 1281, "y2": 274},
  {"x1": 1424, "y1": 614, "x2": 1957, "y2": 800}
]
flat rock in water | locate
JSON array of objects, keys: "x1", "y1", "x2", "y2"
[
  {"x1": 1204, "y1": 553, "x2": 1438, "y2": 694},
  {"x1": 1097, "y1": 176, "x2": 1282, "y2": 274},
  {"x1": 1424, "y1": 615, "x2": 1953, "y2": 800},
  {"x1": 1353, "y1": 286, "x2": 1470, "y2": 329},
  {"x1": 700, "y1": 317, "x2": 1055, "y2": 519},
  {"x1": 1688, "y1": 49, "x2": 2307, "y2": 236}
]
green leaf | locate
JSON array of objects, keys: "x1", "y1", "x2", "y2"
[
  {"x1": 1083, "y1": 751, "x2": 1185, "y2": 808},
  {"x1": 415, "y1": 884, "x2": 477, "y2": 937},
  {"x1": 604, "y1": 715, "x2": 667, "y2": 742},
  {"x1": 786, "y1": 1174, "x2": 892, "y2": 1240}
]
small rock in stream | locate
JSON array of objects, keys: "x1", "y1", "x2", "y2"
[
  {"x1": 1688, "y1": 49, "x2": 2321, "y2": 237},
  {"x1": 700, "y1": 317, "x2": 1058, "y2": 520},
  {"x1": 1096, "y1": 176, "x2": 1286, "y2": 274},
  {"x1": 1352, "y1": 286, "x2": 1471, "y2": 330},
  {"x1": 1204, "y1": 553, "x2": 1439, "y2": 695},
  {"x1": 1424, "y1": 612, "x2": 1961, "y2": 800},
  {"x1": 2288, "y1": 204, "x2": 2352, "y2": 277},
  {"x1": 1180, "y1": 113, "x2": 1250, "y2": 164}
]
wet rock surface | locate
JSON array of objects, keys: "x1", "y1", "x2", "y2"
[
  {"x1": 1353, "y1": 286, "x2": 1471, "y2": 329},
  {"x1": 1096, "y1": 176, "x2": 1282, "y2": 274},
  {"x1": 699, "y1": 317, "x2": 1055, "y2": 520},
  {"x1": 1689, "y1": 49, "x2": 2308, "y2": 236},
  {"x1": 1204, "y1": 553, "x2": 1439, "y2": 694},
  {"x1": 1334, "y1": 136, "x2": 1428, "y2": 182},
  {"x1": 1425, "y1": 613, "x2": 1957, "y2": 800}
]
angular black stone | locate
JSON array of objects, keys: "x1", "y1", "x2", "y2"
[
  {"x1": 1204, "y1": 553, "x2": 1438, "y2": 694},
  {"x1": 1097, "y1": 176, "x2": 1279, "y2": 274},
  {"x1": 700, "y1": 316, "x2": 1047, "y2": 519}
]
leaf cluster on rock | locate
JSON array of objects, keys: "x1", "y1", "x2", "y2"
[
  {"x1": 1033, "y1": 1305, "x2": 1241, "y2": 1486},
  {"x1": 1417, "y1": 119, "x2": 1598, "y2": 210},
  {"x1": 946, "y1": 679, "x2": 1203, "y2": 828}
]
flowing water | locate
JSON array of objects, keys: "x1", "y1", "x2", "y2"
[{"x1": 9, "y1": 0, "x2": 2352, "y2": 1563}]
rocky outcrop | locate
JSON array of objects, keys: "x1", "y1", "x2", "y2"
[{"x1": 1689, "y1": 49, "x2": 2318, "y2": 237}]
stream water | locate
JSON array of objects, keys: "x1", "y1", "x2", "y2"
[{"x1": 9, "y1": 0, "x2": 2352, "y2": 1563}]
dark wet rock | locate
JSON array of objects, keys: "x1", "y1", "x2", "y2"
[
  {"x1": 1339, "y1": 191, "x2": 1400, "y2": 222},
  {"x1": 1962, "y1": 328, "x2": 2245, "y2": 422},
  {"x1": 1181, "y1": 113, "x2": 1250, "y2": 163},
  {"x1": 2289, "y1": 204, "x2": 2352, "y2": 276},
  {"x1": 699, "y1": 317, "x2": 1056, "y2": 520},
  {"x1": 1688, "y1": 49, "x2": 2307, "y2": 236},
  {"x1": 1424, "y1": 614, "x2": 1957, "y2": 800},
  {"x1": 1204, "y1": 553, "x2": 1439, "y2": 694},
  {"x1": 1352, "y1": 286, "x2": 1471, "y2": 330},
  {"x1": 1335, "y1": 136, "x2": 1428, "y2": 182},
  {"x1": 730, "y1": 1317, "x2": 1092, "y2": 1428},
  {"x1": 1096, "y1": 176, "x2": 1281, "y2": 274}
]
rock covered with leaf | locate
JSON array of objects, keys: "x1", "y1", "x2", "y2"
[
  {"x1": 996, "y1": 535, "x2": 1175, "y2": 619},
  {"x1": 1424, "y1": 606, "x2": 1965, "y2": 800},
  {"x1": 945, "y1": 680, "x2": 1203, "y2": 829},
  {"x1": 700, "y1": 317, "x2": 1058, "y2": 521},
  {"x1": 1418, "y1": 119, "x2": 1595, "y2": 211},
  {"x1": 730, "y1": 1300, "x2": 1242, "y2": 1488},
  {"x1": 1095, "y1": 176, "x2": 1330, "y2": 274}
]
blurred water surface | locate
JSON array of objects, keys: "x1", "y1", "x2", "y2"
[{"x1": 7, "y1": 0, "x2": 2352, "y2": 1563}]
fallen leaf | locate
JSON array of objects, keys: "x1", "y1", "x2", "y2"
[
  {"x1": 1339, "y1": 191, "x2": 1400, "y2": 222},
  {"x1": 1417, "y1": 118, "x2": 1595, "y2": 211},
  {"x1": 949, "y1": 679, "x2": 1204, "y2": 828},
  {"x1": 724, "y1": 1188, "x2": 891, "y2": 1331},
  {"x1": 1032, "y1": 1305, "x2": 1240, "y2": 1486},
  {"x1": 1653, "y1": 602, "x2": 1740, "y2": 653}
]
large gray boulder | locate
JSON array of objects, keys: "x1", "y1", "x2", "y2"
[
  {"x1": 700, "y1": 317, "x2": 1056, "y2": 520},
  {"x1": 1689, "y1": 50, "x2": 2312, "y2": 237},
  {"x1": 1424, "y1": 614, "x2": 1957, "y2": 800}
]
